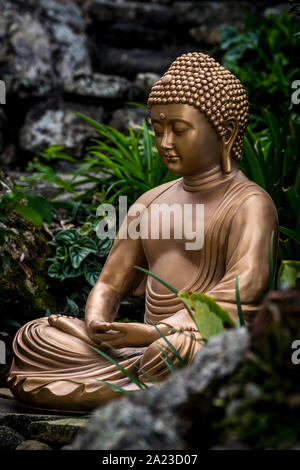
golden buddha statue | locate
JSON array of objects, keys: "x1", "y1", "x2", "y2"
[{"x1": 7, "y1": 53, "x2": 278, "y2": 412}]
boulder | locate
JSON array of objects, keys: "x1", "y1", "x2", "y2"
[
  {"x1": 29, "y1": 418, "x2": 89, "y2": 444},
  {"x1": 174, "y1": 1, "x2": 254, "y2": 25},
  {"x1": 0, "y1": 425, "x2": 24, "y2": 450},
  {"x1": 19, "y1": 100, "x2": 104, "y2": 157},
  {"x1": 0, "y1": 171, "x2": 62, "y2": 324},
  {"x1": 62, "y1": 73, "x2": 130, "y2": 100},
  {"x1": 16, "y1": 439, "x2": 53, "y2": 450},
  {"x1": 99, "y1": 47, "x2": 182, "y2": 79},
  {"x1": 70, "y1": 328, "x2": 249, "y2": 450},
  {"x1": 109, "y1": 106, "x2": 149, "y2": 134},
  {"x1": 90, "y1": 0, "x2": 175, "y2": 27}
]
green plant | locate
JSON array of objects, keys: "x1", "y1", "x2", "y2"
[
  {"x1": 219, "y1": 12, "x2": 300, "y2": 121},
  {"x1": 74, "y1": 113, "x2": 178, "y2": 205},
  {"x1": 241, "y1": 111, "x2": 300, "y2": 261},
  {"x1": 47, "y1": 228, "x2": 113, "y2": 316}
]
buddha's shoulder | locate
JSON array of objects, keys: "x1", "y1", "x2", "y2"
[
  {"x1": 229, "y1": 171, "x2": 278, "y2": 219},
  {"x1": 132, "y1": 179, "x2": 180, "y2": 207}
]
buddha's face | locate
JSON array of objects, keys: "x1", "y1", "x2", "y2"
[{"x1": 150, "y1": 104, "x2": 222, "y2": 176}]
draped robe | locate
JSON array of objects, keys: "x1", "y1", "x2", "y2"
[{"x1": 7, "y1": 167, "x2": 278, "y2": 412}]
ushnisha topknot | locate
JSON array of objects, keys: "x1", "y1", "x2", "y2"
[{"x1": 147, "y1": 52, "x2": 249, "y2": 161}]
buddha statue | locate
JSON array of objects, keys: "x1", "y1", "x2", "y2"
[{"x1": 7, "y1": 53, "x2": 278, "y2": 412}]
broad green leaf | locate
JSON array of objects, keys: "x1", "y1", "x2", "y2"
[
  {"x1": 55, "y1": 229, "x2": 80, "y2": 245},
  {"x1": 14, "y1": 203, "x2": 43, "y2": 227},
  {"x1": 277, "y1": 260, "x2": 300, "y2": 289},
  {"x1": 69, "y1": 245, "x2": 93, "y2": 269},
  {"x1": 179, "y1": 292, "x2": 235, "y2": 340}
]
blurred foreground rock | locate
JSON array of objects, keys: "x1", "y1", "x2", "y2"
[
  {"x1": 70, "y1": 328, "x2": 250, "y2": 450},
  {"x1": 70, "y1": 289, "x2": 300, "y2": 450}
]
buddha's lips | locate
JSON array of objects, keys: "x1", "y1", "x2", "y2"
[{"x1": 165, "y1": 152, "x2": 180, "y2": 160}]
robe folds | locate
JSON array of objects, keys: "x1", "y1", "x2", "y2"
[{"x1": 7, "y1": 170, "x2": 278, "y2": 412}]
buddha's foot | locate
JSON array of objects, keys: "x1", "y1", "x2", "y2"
[{"x1": 48, "y1": 314, "x2": 94, "y2": 345}]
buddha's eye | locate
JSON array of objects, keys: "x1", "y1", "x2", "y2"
[
  {"x1": 173, "y1": 127, "x2": 187, "y2": 136},
  {"x1": 153, "y1": 126, "x2": 164, "y2": 137}
]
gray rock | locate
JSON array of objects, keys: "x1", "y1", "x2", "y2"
[
  {"x1": 132, "y1": 72, "x2": 160, "y2": 101},
  {"x1": 70, "y1": 328, "x2": 249, "y2": 450},
  {"x1": 62, "y1": 73, "x2": 130, "y2": 99},
  {"x1": 15, "y1": 439, "x2": 53, "y2": 450},
  {"x1": 174, "y1": 1, "x2": 254, "y2": 25},
  {"x1": 19, "y1": 101, "x2": 103, "y2": 157},
  {"x1": 1, "y1": 10, "x2": 54, "y2": 97},
  {"x1": 29, "y1": 418, "x2": 89, "y2": 444},
  {"x1": 39, "y1": 0, "x2": 86, "y2": 32},
  {"x1": 100, "y1": 47, "x2": 181, "y2": 79},
  {"x1": 0, "y1": 3, "x2": 92, "y2": 96},
  {"x1": 90, "y1": 0, "x2": 175, "y2": 27},
  {"x1": 109, "y1": 106, "x2": 149, "y2": 134},
  {"x1": 0, "y1": 425, "x2": 24, "y2": 450},
  {"x1": 49, "y1": 23, "x2": 92, "y2": 82}
]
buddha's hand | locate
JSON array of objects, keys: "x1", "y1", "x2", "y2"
[
  {"x1": 91, "y1": 322, "x2": 171, "y2": 349},
  {"x1": 86, "y1": 319, "x2": 113, "y2": 344}
]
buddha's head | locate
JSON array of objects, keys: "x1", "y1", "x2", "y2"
[{"x1": 147, "y1": 52, "x2": 249, "y2": 176}]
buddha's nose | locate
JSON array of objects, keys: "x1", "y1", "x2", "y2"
[{"x1": 160, "y1": 130, "x2": 174, "y2": 150}]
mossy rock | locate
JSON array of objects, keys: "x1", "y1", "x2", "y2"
[
  {"x1": 0, "y1": 171, "x2": 63, "y2": 327},
  {"x1": 0, "y1": 211, "x2": 62, "y2": 323}
]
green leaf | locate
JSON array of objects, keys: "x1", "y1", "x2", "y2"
[
  {"x1": 14, "y1": 203, "x2": 43, "y2": 227},
  {"x1": 48, "y1": 263, "x2": 62, "y2": 279},
  {"x1": 89, "y1": 345, "x2": 148, "y2": 390},
  {"x1": 277, "y1": 260, "x2": 300, "y2": 289},
  {"x1": 65, "y1": 297, "x2": 80, "y2": 316},
  {"x1": 69, "y1": 245, "x2": 93, "y2": 269},
  {"x1": 235, "y1": 275, "x2": 245, "y2": 327},
  {"x1": 27, "y1": 195, "x2": 53, "y2": 224},
  {"x1": 55, "y1": 229, "x2": 80, "y2": 245},
  {"x1": 83, "y1": 264, "x2": 100, "y2": 286},
  {"x1": 178, "y1": 292, "x2": 235, "y2": 340},
  {"x1": 279, "y1": 226, "x2": 300, "y2": 245},
  {"x1": 134, "y1": 266, "x2": 178, "y2": 295}
]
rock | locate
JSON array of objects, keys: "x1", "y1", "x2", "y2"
[
  {"x1": 70, "y1": 328, "x2": 249, "y2": 450},
  {"x1": 0, "y1": 394, "x2": 80, "y2": 438},
  {"x1": 15, "y1": 439, "x2": 53, "y2": 450},
  {"x1": 39, "y1": 0, "x2": 86, "y2": 32},
  {"x1": 0, "y1": 2, "x2": 92, "y2": 97},
  {"x1": 62, "y1": 73, "x2": 130, "y2": 99},
  {"x1": 189, "y1": 23, "x2": 244, "y2": 46},
  {"x1": 99, "y1": 47, "x2": 181, "y2": 79},
  {"x1": 0, "y1": 171, "x2": 62, "y2": 322},
  {"x1": 1, "y1": 9, "x2": 54, "y2": 97},
  {"x1": 19, "y1": 100, "x2": 103, "y2": 157},
  {"x1": 109, "y1": 106, "x2": 149, "y2": 134},
  {"x1": 29, "y1": 418, "x2": 89, "y2": 444},
  {"x1": 0, "y1": 388, "x2": 14, "y2": 400},
  {"x1": 101, "y1": 22, "x2": 173, "y2": 49},
  {"x1": 90, "y1": 0, "x2": 175, "y2": 27},
  {"x1": 263, "y1": 4, "x2": 290, "y2": 18},
  {"x1": 0, "y1": 425, "x2": 24, "y2": 450},
  {"x1": 132, "y1": 72, "x2": 160, "y2": 101},
  {"x1": 174, "y1": 1, "x2": 254, "y2": 25},
  {"x1": 49, "y1": 23, "x2": 92, "y2": 83}
]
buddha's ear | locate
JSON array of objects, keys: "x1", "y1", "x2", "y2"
[{"x1": 221, "y1": 117, "x2": 239, "y2": 173}]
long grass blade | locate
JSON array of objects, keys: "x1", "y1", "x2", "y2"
[{"x1": 235, "y1": 275, "x2": 245, "y2": 327}]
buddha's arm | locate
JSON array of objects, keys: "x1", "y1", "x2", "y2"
[
  {"x1": 85, "y1": 215, "x2": 148, "y2": 326},
  {"x1": 85, "y1": 187, "x2": 173, "y2": 344},
  {"x1": 159, "y1": 193, "x2": 278, "y2": 329}
]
